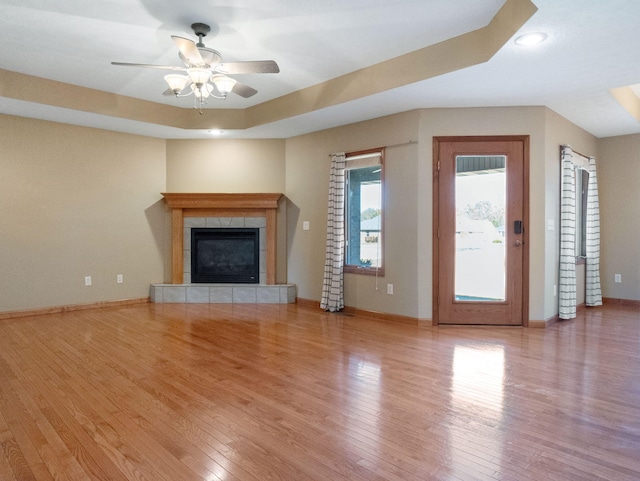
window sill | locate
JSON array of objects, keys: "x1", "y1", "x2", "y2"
[{"x1": 344, "y1": 266, "x2": 385, "y2": 276}]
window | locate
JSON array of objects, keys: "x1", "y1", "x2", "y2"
[
  {"x1": 575, "y1": 168, "x2": 589, "y2": 259},
  {"x1": 344, "y1": 148, "x2": 384, "y2": 275}
]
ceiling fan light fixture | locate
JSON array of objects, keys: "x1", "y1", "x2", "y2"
[
  {"x1": 112, "y1": 22, "x2": 277, "y2": 109},
  {"x1": 212, "y1": 74, "x2": 237, "y2": 96},
  {"x1": 164, "y1": 74, "x2": 189, "y2": 95},
  {"x1": 191, "y1": 83, "x2": 214, "y2": 100},
  {"x1": 187, "y1": 67, "x2": 211, "y2": 86}
]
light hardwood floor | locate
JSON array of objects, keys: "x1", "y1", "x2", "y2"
[{"x1": 0, "y1": 302, "x2": 638, "y2": 481}]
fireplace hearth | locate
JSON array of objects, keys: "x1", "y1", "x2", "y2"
[{"x1": 191, "y1": 228, "x2": 259, "y2": 283}]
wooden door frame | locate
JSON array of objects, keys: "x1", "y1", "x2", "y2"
[{"x1": 432, "y1": 135, "x2": 530, "y2": 327}]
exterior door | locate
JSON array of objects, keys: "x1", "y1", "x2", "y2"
[{"x1": 434, "y1": 136, "x2": 529, "y2": 326}]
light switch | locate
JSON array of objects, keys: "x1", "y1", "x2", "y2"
[
  {"x1": 303, "y1": 221, "x2": 310, "y2": 231},
  {"x1": 547, "y1": 219, "x2": 555, "y2": 231}
]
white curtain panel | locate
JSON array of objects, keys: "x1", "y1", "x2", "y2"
[
  {"x1": 559, "y1": 146, "x2": 577, "y2": 319},
  {"x1": 320, "y1": 153, "x2": 346, "y2": 312},
  {"x1": 585, "y1": 157, "x2": 603, "y2": 307},
  {"x1": 559, "y1": 145, "x2": 603, "y2": 319}
]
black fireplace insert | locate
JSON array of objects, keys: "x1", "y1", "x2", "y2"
[{"x1": 190, "y1": 228, "x2": 260, "y2": 283}]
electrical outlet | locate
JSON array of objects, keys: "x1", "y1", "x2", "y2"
[
  {"x1": 303, "y1": 221, "x2": 310, "y2": 231},
  {"x1": 117, "y1": 274, "x2": 123, "y2": 284},
  {"x1": 553, "y1": 284, "x2": 557, "y2": 297},
  {"x1": 387, "y1": 283, "x2": 394, "y2": 295},
  {"x1": 84, "y1": 276, "x2": 92, "y2": 286},
  {"x1": 614, "y1": 274, "x2": 622, "y2": 283}
]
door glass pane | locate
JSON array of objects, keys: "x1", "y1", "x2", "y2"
[{"x1": 455, "y1": 156, "x2": 506, "y2": 302}]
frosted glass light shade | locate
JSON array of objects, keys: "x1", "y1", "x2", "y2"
[
  {"x1": 212, "y1": 74, "x2": 237, "y2": 94},
  {"x1": 187, "y1": 68, "x2": 211, "y2": 85},
  {"x1": 164, "y1": 74, "x2": 189, "y2": 93}
]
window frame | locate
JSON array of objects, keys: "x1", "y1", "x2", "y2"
[
  {"x1": 575, "y1": 167, "x2": 589, "y2": 264},
  {"x1": 343, "y1": 147, "x2": 385, "y2": 276}
]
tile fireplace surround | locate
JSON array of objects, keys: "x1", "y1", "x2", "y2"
[{"x1": 151, "y1": 193, "x2": 296, "y2": 304}]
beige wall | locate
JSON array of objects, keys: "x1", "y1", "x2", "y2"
[
  {"x1": 284, "y1": 106, "x2": 607, "y2": 322},
  {"x1": 543, "y1": 109, "x2": 599, "y2": 314},
  {"x1": 286, "y1": 111, "x2": 422, "y2": 318},
  {"x1": 0, "y1": 114, "x2": 166, "y2": 312},
  {"x1": 285, "y1": 106, "x2": 583, "y2": 321},
  {"x1": 4, "y1": 105, "x2": 629, "y2": 317},
  {"x1": 599, "y1": 134, "x2": 640, "y2": 302},
  {"x1": 165, "y1": 139, "x2": 288, "y2": 283},
  {"x1": 166, "y1": 139, "x2": 285, "y2": 193}
]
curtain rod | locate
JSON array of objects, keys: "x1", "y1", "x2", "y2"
[
  {"x1": 562, "y1": 144, "x2": 593, "y2": 160},
  {"x1": 330, "y1": 139, "x2": 418, "y2": 157}
]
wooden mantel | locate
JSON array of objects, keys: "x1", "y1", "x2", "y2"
[{"x1": 162, "y1": 193, "x2": 283, "y2": 285}]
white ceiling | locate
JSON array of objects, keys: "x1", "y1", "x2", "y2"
[{"x1": 1, "y1": 0, "x2": 640, "y2": 139}]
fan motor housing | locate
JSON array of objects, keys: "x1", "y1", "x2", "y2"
[{"x1": 179, "y1": 47, "x2": 222, "y2": 67}]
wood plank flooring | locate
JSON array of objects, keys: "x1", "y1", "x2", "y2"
[{"x1": 0, "y1": 302, "x2": 638, "y2": 480}]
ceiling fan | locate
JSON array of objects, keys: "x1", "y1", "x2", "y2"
[{"x1": 111, "y1": 23, "x2": 279, "y2": 111}]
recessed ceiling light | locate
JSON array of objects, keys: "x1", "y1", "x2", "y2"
[{"x1": 515, "y1": 32, "x2": 548, "y2": 46}]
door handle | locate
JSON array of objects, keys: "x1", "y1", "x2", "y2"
[{"x1": 514, "y1": 240, "x2": 522, "y2": 246}]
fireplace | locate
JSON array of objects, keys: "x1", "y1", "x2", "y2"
[
  {"x1": 153, "y1": 193, "x2": 297, "y2": 304},
  {"x1": 191, "y1": 228, "x2": 260, "y2": 283},
  {"x1": 161, "y1": 193, "x2": 282, "y2": 285}
]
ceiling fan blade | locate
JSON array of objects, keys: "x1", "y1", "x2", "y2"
[
  {"x1": 231, "y1": 81, "x2": 258, "y2": 98},
  {"x1": 171, "y1": 35, "x2": 204, "y2": 66},
  {"x1": 111, "y1": 62, "x2": 186, "y2": 72},
  {"x1": 215, "y1": 60, "x2": 280, "y2": 75}
]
